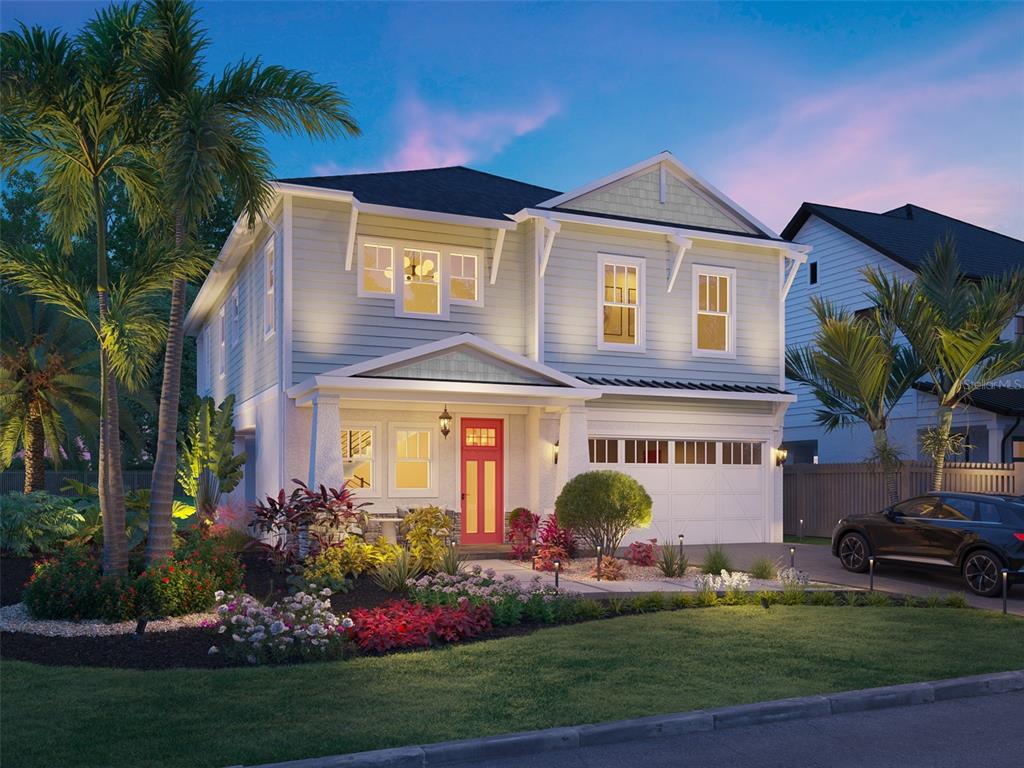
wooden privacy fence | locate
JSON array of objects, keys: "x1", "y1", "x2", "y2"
[
  {"x1": 784, "y1": 461, "x2": 1020, "y2": 538},
  {"x1": 0, "y1": 470, "x2": 155, "y2": 496}
]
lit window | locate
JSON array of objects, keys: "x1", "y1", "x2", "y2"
[
  {"x1": 264, "y1": 239, "x2": 276, "y2": 337},
  {"x1": 694, "y1": 266, "x2": 734, "y2": 354},
  {"x1": 465, "y1": 427, "x2": 496, "y2": 447},
  {"x1": 218, "y1": 306, "x2": 226, "y2": 378},
  {"x1": 395, "y1": 429, "x2": 431, "y2": 490},
  {"x1": 341, "y1": 429, "x2": 374, "y2": 491},
  {"x1": 230, "y1": 289, "x2": 240, "y2": 347},
  {"x1": 624, "y1": 439, "x2": 668, "y2": 464},
  {"x1": 588, "y1": 438, "x2": 619, "y2": 464},
  {"x1": 675, "y1": 440, "x2": 716, "y2": 464},
  {"x1": 449, "y1": 252, "x2": 479, "y2": 303},
  {"x1": 402, "y1": 248, "x2": 441, "y2": 315},
  {"x1": 361, "y1": 243, "x2": 394, "y2": 295},
  {"x1": 601, "y1": 257, "x2": 642, "y2": 348},
  {"x1": 721, "y1": 442, "x2": 762, "y2": 465}
]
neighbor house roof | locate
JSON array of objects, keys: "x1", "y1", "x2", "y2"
[
  {"x1": 912, "y1": 382, "x2": 1024, "y2": 418},
  {"x1": 276, "y1": 166, "x2": 560, "y2": 222},
  {"x1": 782, "y1": 202, "x2": 1024, "y2": 278}
]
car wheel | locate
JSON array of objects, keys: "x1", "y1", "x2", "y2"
[
  {"x1": 838, "y1": 532, "x2": 870, "y2": 573},
  {"x1": 962, "y1": 550, "x2": 1003, "y2": 597}
]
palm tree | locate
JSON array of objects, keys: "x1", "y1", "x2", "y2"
[
  {"x1": 786, "y1": 298, "x2": 923, "y2": 503},
  {"x1": 865, "y1": 239, "x2": 1024, "y2": 491},
  {"x1": 139, "y1": 0, "x2": 360, "y2": 562},
  {"x1": 1, "y1": 8, "x2": 161, "y2": 572},
  {"x1": 0, "y1": 295, "x2": 99, "y2": 492}
]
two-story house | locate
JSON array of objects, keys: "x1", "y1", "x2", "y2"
[
  {"x1": 783, "y1": 202, "x2": 1024, "y2": 466},
  {"x1": 184, "y1": 152, "x2": 809, "y2": 546}
]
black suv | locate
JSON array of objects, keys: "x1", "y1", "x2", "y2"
[{"x1": 832, "y1": 493, "x2": 1024, "y2": 596}]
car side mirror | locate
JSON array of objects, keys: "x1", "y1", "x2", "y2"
[{"x1": 883, "y1": 507, "x2": 895, "y2": 519}]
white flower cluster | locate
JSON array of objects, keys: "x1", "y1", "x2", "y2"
[
  {"x1": 777, "y1": 567, "x2": 809, "y2": 586},
  {"x1": 209, "y1": 584, "x2": 352, "y2": 664},
  {"x1": 694, "y1": 569, "x2": 752, "y2": 594},
  {"x1": 407, "y1": 564, "x2": 572, "y2": 605}
]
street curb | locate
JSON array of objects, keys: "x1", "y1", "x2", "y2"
[{"x1": 244, "y1": 669, "x2": 1024, "y2": 768}]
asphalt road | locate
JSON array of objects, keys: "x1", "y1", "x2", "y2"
[{"x1": 452, "y1": 690, "x2": 1024, "y2": 768}]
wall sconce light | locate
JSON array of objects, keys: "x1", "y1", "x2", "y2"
[
  {"x1": 439, "y1": 404, "x2": 452, "y2": 439},
  {"x1": 553, "y1": 440, "x2": 559, "y2": 464},
  {"x1": 775, "y1": 447, "x2": 788, "y2": 467}
]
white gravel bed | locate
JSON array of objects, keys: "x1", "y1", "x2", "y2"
[{"x1": 0, "y1": 602, "x2": 214, "y2": 638}]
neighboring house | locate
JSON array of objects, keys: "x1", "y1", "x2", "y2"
[
  {"x1": 782, "y1": 202, "x2": 1024, "y2": 465},
  {"x1": 184, "y1": 152, "x2": 809, "y2": 546}
]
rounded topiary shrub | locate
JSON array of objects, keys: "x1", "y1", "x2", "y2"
[{"x1": 554, "y1": 470, "x2": 652, "y2": 555}]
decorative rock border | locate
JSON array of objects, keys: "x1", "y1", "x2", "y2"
[
  {"x1": 0, "y1": 602, "x2": 213, "y2": 638},
  {"x1": 239, "y1": 670, "x2": 1024, "y2": 768}
]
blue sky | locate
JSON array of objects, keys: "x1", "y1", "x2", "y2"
[{"x1": 4, "y1": 1, "x2": 1023, "y2": 236}]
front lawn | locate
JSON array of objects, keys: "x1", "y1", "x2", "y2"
[{"x1": 3, "y1": 606, "x2": 1022, "y2": 768}]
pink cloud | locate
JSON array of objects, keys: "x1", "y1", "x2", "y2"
[
  {"x1": 714, "y1": 41, "x2": 1024, "y2": 238},
  {"x1": 314, "y1": 93, "x2": 560, "y2": 175}
]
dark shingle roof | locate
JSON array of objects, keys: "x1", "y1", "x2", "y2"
[
  {"x1": 276, "y1": 166, "x2": 559, "y2": 222},
  {"x1": 782, "y1": 203, "x2": 1024, "y2": 278},
  {"x1": 551, "y1": 207, "x2": 780, "y2": 240},
  {"x1": 913, "y1": 382, "x2": 1024, "y2": 418},
  {"x1": 578, "y1": 376, "x2": 789, "y2": 395}
]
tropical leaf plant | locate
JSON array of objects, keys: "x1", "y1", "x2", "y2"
[{"x1": 176, "y1": 394, "x2": 245, "y2": 501}]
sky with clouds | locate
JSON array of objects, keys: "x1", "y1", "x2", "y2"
[{"x1": 4, "y1": 1, "x2": 1023, "y2": 237}]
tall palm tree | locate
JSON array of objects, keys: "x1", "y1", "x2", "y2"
[
  {"x1": 786, "y1": 298, "x2": 923, "y2": 503},
  {"x1": 1, "y1": 7, "x2": 161, "y2": 572},
  {"x1": 865, "y1": 239, "x2": 1024, "y2": 491},
  {"x1": 139, "y1": 0, "x2": 360, "y2": 562},
  {"x1": 0, "y1": 295, "x2": 99, "y2": 492}
]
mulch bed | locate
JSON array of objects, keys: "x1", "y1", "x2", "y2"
[{"x1": 0, "y1": 556, "x2": 397, "y2": 671}]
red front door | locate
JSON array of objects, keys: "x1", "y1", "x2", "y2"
[{"x1": 460, "y1": 419, "x2": 504, "y2": 544}]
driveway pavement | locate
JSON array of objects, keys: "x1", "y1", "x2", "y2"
[{"x1": 451, "y1": 690, "x2": 1024, "y2": 768}]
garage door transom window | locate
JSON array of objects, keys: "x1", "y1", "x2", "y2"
[
  {"x1": 676, "y1": 440, "x2": 716, "y2": 464},
  {"x1": 589, "y1": 438, "x2": 619, "y2": 464},
  {"x1": 624, "y1": 439, "x2": 668, "y2": 464},
  {"x1": 722, "y1": 441, "x2": 762, "y2": 465}
]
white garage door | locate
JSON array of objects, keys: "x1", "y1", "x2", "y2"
[{"x1": 589, "y1": 437, "x2": 768, "y2": 546}]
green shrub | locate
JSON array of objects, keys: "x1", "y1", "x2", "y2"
[
  {"x1": 748, "y1": 557, "x2": 777, "y2": 581},
  {"x1": 606, "y1": 597, "x2": 629, "y2": 615},
  {"x1": 779, "y1": 584, "x2": 806, "y2": 605},
  {"x1": 808, "y1": 590, "x2": 837, "y2": 606},
  {"x1": 438, "y1": 543, "x2": 467, "y2": 576},
  {"x1": 0, "y1": 492, "x2": 83, "y2": 556},
  {"x1": 656, "y1": 543, "x2": 687, "y2": 577},
  {"x1": 573, "y1": 599, "x2": 607, "y2": 620},
  {"x1": 670, "y1": 592, "x2": 693, "y2": 609},
  {"x1": 755, "y1": 589, "x2": 778, "y2": 606},
  {"x1": 701, "y1": 544, "x2": 733, "y2": 575},
  {"x1": 372, "y1": 549, "x2": 423, "y2": 592},
  {"x1": 631, "y1": 593, "x2": 665, "y2": 613},
  {"x1": 297, "y1": 539, "x2": 400, "y2": 593},
  {"x1": 866, "y1": 591, "x2": 893, "y2": 607},
  {"x1": 944, "y1": 592, "x2": 969, "y2": 609},
  {"x1": 403, "y1": 506, "x2": 451, "y2": 572},
  {"x1": 554, "y1": 471, "x2": 652, "y2": 553}
]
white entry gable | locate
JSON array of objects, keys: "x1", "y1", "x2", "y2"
[{"x1": 538, "y1": 151, "x2": 777, "y2": 238}]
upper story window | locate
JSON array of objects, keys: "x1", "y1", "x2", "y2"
[
  {"x1": 809, "y1": 262, "x2": 818, "y2": 285},
  {"x1": 229, "y1": 289, "x2": 240, "y2": 347},
  {"x1": 357, "y1": 236, "x2": 482, "y2": 319},
  {"x1": 264, "y1": 238, "x2": 276, "y2": 337},
  {"x1": 1015, "y1": 315, "x2": 1024, "y2": 341},
  {"x1": 598, "y1": 253, "x2": 645, "y2": 352},
  {"x1": 692, "y1": 264, "x2": 736, "y2": 357},
  {"x1": 218, "y1": 306, "x2": 226, "y2": 378}
]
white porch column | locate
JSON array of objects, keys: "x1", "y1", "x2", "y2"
[
  {"x1": 308, "y1": 393, "x2": 343, "y2": 489},
  {"x1": 555, "y1": 404, "x2": 589, "y2": 495}
]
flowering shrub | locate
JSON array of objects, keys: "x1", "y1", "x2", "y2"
[
  {"x1": 349, "y1": 599, "x2": 492, "y2": 653},
  {"x1": 506, "y1": 507, "x2": 539, "y2": 561},
  {"x1": 588, "y1": 557, "x2": 625, "y2": 580},
  {"x1": 626, "y1": 539, "x2": 657, "y2": 566},
  {"x1": 777, "y1": 567, "x2": 809, "y2": 586},
  {"x1": 533, "y1": 543, "x2": 568, "y2": 572},
  {"x1": 408, "y1": 565, "x2": 576, "y2": 626},
  {"x1": 693, "y1": 570, "x2": 751, "y2": 604},
  {"x1": 209, "y1": 587, "x2": 351, "y2": 663},
  {"x1": 23, "y1": 536, "x2": 243, "y2": 621},
  {"x1": 538, "y1": 514, "x2": 576, "y2": 557}
]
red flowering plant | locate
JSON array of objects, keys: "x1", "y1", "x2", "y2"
[
  {"x1": 505, "y1": 507, "x2": 539, "y2": 561},
  {"x1": 626, "y1": 539, "x2": 658, "y2": 567},
  {"x1": 348, "y1": 599, "x2": 492, "y2": 653},
  {"x1": 248, "y1": 479, "x2": 371, "y2": 566},
  {"x1": 538, "y1": 514, "x2": 577, "y2": 557}
]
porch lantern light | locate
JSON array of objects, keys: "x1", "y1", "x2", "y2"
[
  {"x1": 439, "y1": 404, "x2": 452, "y2": 439},
  {"x1": 553, "y1": 440, "x2": 559, "y2": 464},
  {"x1": 775, "y1": 447, "x2": 788, "y2": 467}
]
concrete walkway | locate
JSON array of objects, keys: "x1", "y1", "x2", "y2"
[{"x1": 469, "y1": 541, "x2": 1024, "y2": 615}]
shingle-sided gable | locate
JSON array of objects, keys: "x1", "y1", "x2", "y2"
[{"x1": 555, "y1": 166, "x2": 758, "y2": 235}]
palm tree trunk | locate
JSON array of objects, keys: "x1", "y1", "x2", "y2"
[
  {"x1": 146, "y1": 214, "x2": 187, "y2": 564},
  {"x1": 23, "y1": 404, "x2": 46, "y2": 493},
  {"x1": 930, "y1": 405, "x2": 954, "y2": 492},
  {"x1": 94, "y1": 178, "x2": 128, "y2": 575},
  {"x1": 871, "y1": 428, "x2": 900, "y2": 505}
]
